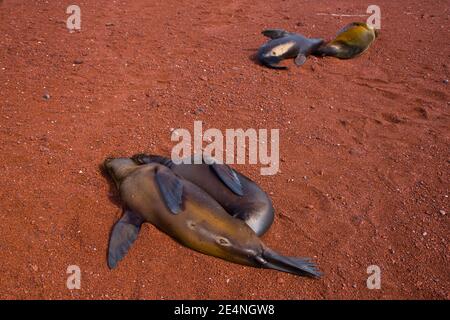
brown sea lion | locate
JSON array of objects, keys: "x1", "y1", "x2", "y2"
[
  {"x1": 257, "y1": 29, "x2": 324, "y2": 69},
  {"x1": 104, "y1": 158, "x2": 321, "y2": 278},
  {"x1": 313, "y1": 22, "x2": 378, "y2": 59}
]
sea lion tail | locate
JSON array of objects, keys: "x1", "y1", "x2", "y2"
[{"x1": 259, "y1": 246, "x2": 322, "y2": 278}]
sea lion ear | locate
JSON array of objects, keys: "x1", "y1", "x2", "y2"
[
  {"x1": 294, "y1": 54, "x2": 307, "y2": 66},
  {"x1": 209, "y1": 162, "x2": 244, "y2": 196},
  {"x1": 261, "y1": 29, "x2": 291, "y2": 39},
  {"x1": 155, "y1": 168, "x2": 184, "y2": 214},
  {"x1": 108, "y1": 209, "x2": 144, "y2": 269}
]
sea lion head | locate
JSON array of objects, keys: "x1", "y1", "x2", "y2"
[
  {"x1": 203, "y1": 226, "x2": 264, "y2": 267},
  {"x1": 104, "y1": 157, "x2": 138, "y2": 188}
]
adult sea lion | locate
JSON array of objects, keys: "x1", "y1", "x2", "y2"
[
  {"x1": 131, "y1": 154, "x2": 274, "y2": 237},
  {"x1": 313, "y1": 22, "x2": 378, "y2": 59},
  {"x1": 104, "y1": 158, "x2": 321, "y2": 278},
  {"x1": 257, "y1": 29, "x2": 324, "y2": 69}
]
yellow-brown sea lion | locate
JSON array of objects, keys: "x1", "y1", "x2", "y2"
[
  {"x1": 104, "y1": 158, "x2": 321, "y2": 278},
  {"x1": 313, "y1": 22, "x2": 378, "y2": 59},
  {"x1": 131, "y1": 154, "x2": 274, "y2": 237},
  {"x1": 257, "y1": 29, "x2": 324, "y2": 69}
]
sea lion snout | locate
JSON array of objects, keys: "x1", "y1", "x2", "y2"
[
  {"x1": 104, "y1": 157, "x2": 138, "y2": 187},
  {"x1": 103, "y1": 158, "x2": 118, "y2": 182},
  {"x1": 103, "y1": 157, "x2": 114, "y2": 168}
]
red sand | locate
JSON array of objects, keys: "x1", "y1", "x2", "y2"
[{"x1": 0, "y1": 0, "x2": 448, "y2": 299}]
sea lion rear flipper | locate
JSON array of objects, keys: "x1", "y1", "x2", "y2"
[
  {"x1": 209, "y1": 163, "x2": 244, "y2": 196},
  {"x1": 155, "y1": 168, "x2": 184, "y2": 214},
  {"x1": 294, "y1": 54, "x2": 307, "y2": 66},
  {"x1": 258, "y1": 247, "x2": 322, "y2": 278},
  {"x1": 108, "y1": 209, "x2": 144, "y2": 269},
  {"x1": 261, "y1": 29, "x2": 291, "y2": 39}
]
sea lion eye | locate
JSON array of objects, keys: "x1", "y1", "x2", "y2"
[{"x1": 216, "y1": 237, "x2": 231, "y2": 246}]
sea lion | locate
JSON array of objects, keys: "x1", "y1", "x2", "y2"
[
  {"x1": 257, "y1": 29, "x2": 324, "y2": 69},
  {"x1": 313, "y1": 22, "x2": 378, "y2": 59},
  {"x1": 104, "y1": 158, "x2": 321, "y2": 278},
  {"x1": 131, "y1": 154, "x2": 274, "y2": 237}
]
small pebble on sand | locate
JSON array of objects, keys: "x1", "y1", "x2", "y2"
[{"x1": 194, "y1": 107, "x2": 204, "y2": 115}]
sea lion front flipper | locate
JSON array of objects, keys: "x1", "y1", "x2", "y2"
[
  {"x1": 108, "y1": 209, "x2": 144, "y2": 269},
  {"x1": 209, "y1": 163, "x2": 244, "y2": 196},
  {"x1": 294, "y1": 53, "x2": 307, "y2": 66},
  {"x1": 155, "y1": 168, "x2": 184, "y2": 214},
  {"x1": 262, "y1": 29, "x2": 291, "y2": 39}
]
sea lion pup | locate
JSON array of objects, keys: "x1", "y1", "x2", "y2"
[
  {"x1": 257, "y1": 29, "x2": 324, "y2": 69},
  {"x1": 313, "y1": 22, "x2": 378, "y2": 59},
  {"x1": 104, "y1": 158, "x2": 321, "y2": 278},
  {"x1": 131, "y1": 154, "x2": 274, "y2": 237}
]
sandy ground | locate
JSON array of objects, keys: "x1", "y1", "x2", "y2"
[{"x1": 0, "y1": 0, "x2": 449, "y2": 299}]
